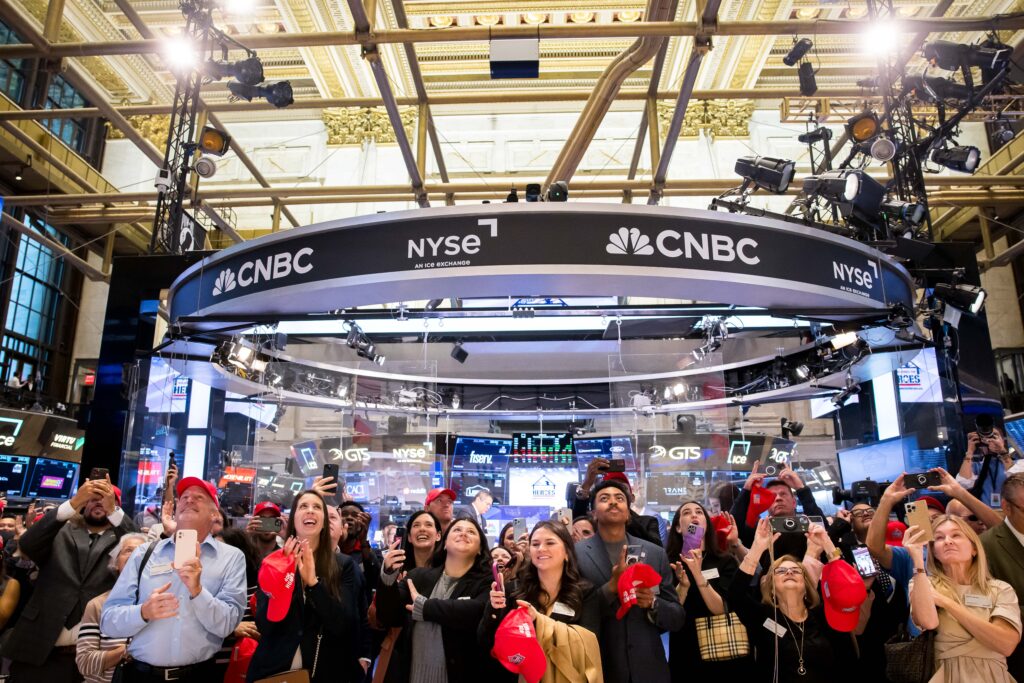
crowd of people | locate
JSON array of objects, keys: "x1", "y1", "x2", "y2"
[{"x1": 0, "y1": 447, "x2": 1020, "y2": 683}]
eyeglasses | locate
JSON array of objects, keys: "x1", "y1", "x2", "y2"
[
  {"x1": 851, "y1": 510, "x2": 876, "y2": 519},
  {"x1": 774, "y1": 567, "x2": 803, "y2": 577}
]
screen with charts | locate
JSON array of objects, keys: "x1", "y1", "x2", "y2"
[
  {"x1": 26, "y1": 458, "x2": 80, "y2": 499},
  {"x1": 1003, "y1": 415, "x2": 1024, "y2": 453},
  {"x1": 510, "y1": 433, "x2": 575, "y2": 466},
  {"x1": 837, "y1": 435, "x2": 919, "y2": 488},
  {"x1": 0, "y1": 455, "x2": 29, "y2": 497},
  {"x1": 450, "y1": 436, "x2": 511, "y2": 505}
]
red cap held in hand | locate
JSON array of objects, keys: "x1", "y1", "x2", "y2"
[
  {"x1": 710, "y1": 513, "x2": 731, "y2": 548},
  {"x1": 258, "y1": 549, "x2": 296, "y2": 622},
  {"x1": 616, "y1": 562, "x2": 662, "y2": 620},
  {"x1": 886, "y1": 520, "x2": 907, "y2": 546},
  {"x1": 491, "y1": 606, "x2": 547, "y2": 683},
  {"x1": 821, "y1": 559, "x2": 868, "y2": 632},
  {"x1": 746, "y1": 481, "x2": 777, "y2": 528}
]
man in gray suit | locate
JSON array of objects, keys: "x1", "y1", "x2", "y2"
[
  {"x1": 575, "y1": 478, "x2": 684, "y2": 683},
  {"x1": 2, "y1": 476, "x2": 135, "y2": 681},
  {"x1": 981, "y1": 472, "x2": 1024, "y2": 682}
]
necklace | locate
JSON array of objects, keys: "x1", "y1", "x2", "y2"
[{"x1": 781, "y1": 613, "x2": 807, "y2": 676}]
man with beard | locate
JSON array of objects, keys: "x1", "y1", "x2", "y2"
[
  {"x1": 339, "y1": 501, "x2": 381, "y2": 595},
  {"x1": 245, "y1": 501, "x2": 284, "y2": 559},
  {"x1": 2, "y1": 476, "x2": 135, "y2": 681}
]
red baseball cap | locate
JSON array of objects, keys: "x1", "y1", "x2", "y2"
[
  {"x1": 176, "y1": 477, "x2": 218, "y2": 502},
  {"x1": 110, "y1": 485, "x2": 122, "y2": 506},
  {"x1": 746, "y1": 481, "x2": 777, "y2": 528},
  {"x1": 886, "y1": 520, "x2": 908, "y2": 546},
  {"x1": 258, "y1": 549, "x2": 296, "y2": 622},
  {"x1": 710, "y1": 513, "x2": 731, "y2": 548},
  {"x1": 491, "y1": 606, "x2": 547, "y2": 683},
  {"x1": 254, "y1": 501, "x2": 281, "y2": 517},
  {"x1": 918, "y1": 495, "x2": 945, "y2": 514},
  {"x1": 603, "y1": 471, "x2": 632, "y2": 491},
  {"x1": 425, "y1": 488, "x2": 456, "y2": 507},
  {"x1": 616, "y1": 562, "x2": 662, "y2": 620},
  {"x1": 821, "y1": 559, "x2": 867, "y2": 632}
]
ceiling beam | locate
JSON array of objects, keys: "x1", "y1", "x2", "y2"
[{"x1": 0, "y1": 213, "x2": 109, "y2": 282}]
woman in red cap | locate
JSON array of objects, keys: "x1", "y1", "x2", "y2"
[
  {"x1": 728, "y1": 518, "x2": 861, "y2": 682},
  {"x1": 375, "y1": 516, "x2": 500, "y2": 683},
  {"x1": 247, "y1": 490, "x2": 362, "y2": 683},
  {"x1": 904, "y1": 515, "x2": 1021, "y2": 682},
  {"x1": 479, "y1": 520, "x2": 602, "y2": 682},
  {"x1": 665, "y1": 500, "x2": 752, "y2": 679}
]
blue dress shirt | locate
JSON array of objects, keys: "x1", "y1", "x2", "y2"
[{"x1": 100, "y1": 534, "x2": 246, "y2": 666}]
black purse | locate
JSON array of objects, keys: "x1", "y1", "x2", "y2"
[
  {"x1": 884, "y1": 626, "x2": 936, "y2": 683},
  {"x1": 110, "y1": 542, "x2": 157, "y2": 683}
]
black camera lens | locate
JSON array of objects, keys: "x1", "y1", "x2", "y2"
[
  {"x1": 784, "y1": 518, "x2": 796, "y2": 529},
  {"x1": 915, "y1": 474, "x2": 927, "y2": 486}
]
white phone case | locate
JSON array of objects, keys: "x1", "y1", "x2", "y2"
[{"x1": 174, "y1": 529, "x2": 198, "y2": 568}]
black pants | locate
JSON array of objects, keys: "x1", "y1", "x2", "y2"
[
  {"x1": 9, "y1": 648, "x2": 82, "y2": 683},
  {"x1": 122, "y1": 658, "x2": 216, "y2": 682}
]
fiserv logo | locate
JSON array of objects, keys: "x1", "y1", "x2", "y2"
[{"x1": 212, "y1": 247, "x2": 314, "y2": 297}]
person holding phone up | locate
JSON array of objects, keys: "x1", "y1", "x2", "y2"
[
  {"x1": 100, "y1": 477, "x2": 246, "y2": 682},
  {"x1": 665, "y1": 500, "x2": 751, "y2": 679}
]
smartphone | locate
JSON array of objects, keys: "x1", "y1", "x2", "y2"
[
  {"x1": 682, "y1": 523, "x2": 705, "y2": 555},
  {"x1": 512, "y1": 517, "x2": 528, "y2": 541},
  {"x1": 174, "y1": 528, "x2": 199, "y2": 568},
  {"x1": 322, "y1": 464, "x2": 340, "y2": 504},
  {"x1": 769, "y1": 515, "x2": 810, "y2": 534},
  {"x1": 492, "y1": 560, "x2": 502, "y2": 585},
  {"x1": 394, "y1": 526, "x2": 406, "y2": 544},
  {"x1": 607, "y1": 459, "x2": 626, "y2": 473},
  {"x1": 258, "y1": 516, "x2": 283, "y2": 533},
  {"x1": 553, "y1": 507, "x2": 572, "y2": 525},
  {"x1": 89, "y1": 467, "x2": 109, "y2": 481},
  {"x1": 625, "y1": 544, "x2": 645, "y2": 565},
  {"x1": 904, "y1": 501, "x2": 934, "y2": 541},
  {"x1": 168, "y1": 451, "x2": 177, "y2": 470},
  {"x1": 906, "y1": 471, "x2": 943, "y2": 488},
  {"x1": 852, "y1": 547, "x2": 877, "y2": 578}
]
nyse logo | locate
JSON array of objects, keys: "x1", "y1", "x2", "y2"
[
  {"x1": 212, "y1": 247, "x2": 314, "y2": 297},
  {"x1": 606, "y1": 227, "x2": 760, "y2": 265},
  {"x1": 832, "y1": 260, "x2": 878, "y2": 295},
  {"x1": 393, "y1": 447, "x2": 429, "y2": 462},
  {"x1": 408, "y1": 218, "x2": 498, "y2": 261}
]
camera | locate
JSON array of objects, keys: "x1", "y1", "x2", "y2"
[
  {"x1": 907, "y1": 471, "x2": 943, "y2": 488},
  {"x1": 833, "y1": 479, "x2": 891, "y2": 506},
  {"x1": 769, "y1": 515, "x2": 810, "y2": 534}
]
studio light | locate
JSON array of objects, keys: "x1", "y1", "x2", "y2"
[
  {"x1": 193, "y1": 155, "x2": 217, "y2": 178},
  {"x1": 802, "y1": 169, "x2": 861, "y2": 204},
  {"x1": 451, "y1": 340, "x2": 469, "y2": 364},
  {"x1": 904, "y1": 74, "x2": 972, "y2": 102},
  {"x1": 267, "y1": 404, "x2": 286, "y2": 433},
  {"x1": 930, "y1": 145, "x2": 981, "y2": 173},
  {"x1": 266, "y1": 371, "x2": 283, "y2": 387},
  {"x1": 798, "y1": 127, "x2": 832, "y2": 144},
  {"x1": 672, "y1": 382, "x2": 687, "y2": 398},
  {"x1": 831, "y1": 331, "x2": 859, "y2": 349},
  {"x1": 865, "y1": 137, "x2": 897, "y2": 162},
  {"x1": 546, "y1": 181, "x2": 569, "y2": 202},
  {"x1": 505, "y1": 188, "x2": 519, "y2": 202},
  {"x1": 832, "y1": 382, "x2": 861, "y2": 407},
  {"x1": 881, "y1": 199, "x2": 926, "y2": 227},
  {"x1": 335, "y1": 381, "x2": 350, "y2": 400},
  {"x1": 198, "y1": 126, "x2": 231, "y2": 156},
  {"x1": 781, "y1": 417, "x2": 804, "y2": 438},
  {"x1": 847, "y1": 112, "x2": 881, "y2": 144},
  {"x1": 525, "y1": 183, "x2": 542, "y2": 202},
  {"x1": 792, "y1": 364, "x2": 811, "y2": 382},
  {"x1": 734, "y1": 155, "x2": 796, "y2": 193},
  {"x1": 345, "y1": 321, "x2": 385, "y2": 365},
  {"x1": 783, "y1": 38, "x2": 814, "y2": 66},
  {"x1": 227, "y1": 81, "x2": 294, "y2": 108},
  {"x1": 206, "y1": 56, "x2": 265, "y2": 86},
  {"x1": 923, "y1": 39, "x2": 1011, "y2": 73},
  {"x1": 934, "y1": 282, "x2": 986, "y2": 314},
  {"x1": 798, "y1": 61, "x2": 817, "y2": 96},
  {"x1": 162, "y1": 36, "x2": 199, "y2": 72},
  {"x1": 861, "y1": 22, "x2": 901, "y2": 56}
]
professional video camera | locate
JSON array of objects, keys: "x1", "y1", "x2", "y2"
[{"x1": 832, "y1": 479, "x2": 892, "y2": 507}]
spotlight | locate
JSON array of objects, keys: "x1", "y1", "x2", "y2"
[
  {"x1": 847, "y1": 112, "x2": 881, "y2": 144},
  {"x1": 904, "y1": 74, "x2": 972, "y2": 102},
  {"x1": 792, "y1": 364, "x2": 811, "y2": 382},
  {"x1": 206, "y1": 56, "x2": 265, "y2": 86},
  {"x1": 546, "y1": 181, "x2": 569, "y2": 202},
  {"x1": 802, "y1": 169, "x2": 862, "y2": 204},
  {"x1": 832, "y1": 382, "x2": 861, "y2": 407},
  {"x1": 672, "y1": 382, "x2": 687, "y2": 397},
  {"x1": 265, "y1": 371, "x2": 283, "y2": 387},
  {"x1": 831, "y1": 331, "x2": 859, "y2": 349},
  {"x1": 798, "y1": 61, "x2": 817, "y2": 96},
  {"x1": 934, "y1": 282, "x2": 986, "y2": 314},
  {"x1": 797, "y1": 127, "x2": 832, "y2": 144},
  {"x1": 930, "y1": 145, "x2": 980, "y2": 174},
  {"x1": 335, "y1": 381, "x2": 349, "y2": 400},
  {"x1": 225, "y1": 339, "x2": 266, "y2": 373},
  {"x1": 525, "y1": 183, "x2": 542, "y2": 202},
  {"x1": 451, "y1": 341, "x2": 469, "y2": 364},
  {"x1": 193, "y1": 155, "x2": 217, "y2": 179},
  {"x1": 506, "y1": 188, "x2": 519, "y2": 202},
  {"x1": 734, "y1": 155, "x2": 796, "y2": 193},
  {"x1": 862, "y1": 22, "x2": 901, "y2": 56},
  {"x1": 445, "y1": 388, "x2": 461, "y2": 409},
  {"x1": 267, "y1": 404, "x2": 286, "y2": 433},
  {"x1": 865, "y1": 137, "x2": 897, "y2": 162},
  {"x1": 923, "y1": 39, "x2": 1010, "y2": 73},
  {"x1": 345, "y1": 321, "x2": 385, "y2": 364},
  {"x1": 881, "y1": 199, "x2": 926, "y2": 227},
  {"x1": 227, "y1": 81, "x2": 294, "y2": 108},
  {"x1": 162, "y1": 36, "x2": 199, "y2": 72},
  {"x1": 781, "y1": 417, "x2": 804, "y2": 438},
  {"x1": 783, "y1": 38, "x2": 814, "y2": 66}
]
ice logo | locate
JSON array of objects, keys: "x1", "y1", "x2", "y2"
[
  {"x1": 606, "y1": 227, "x2": 654, "y2": 255},
  {"x1": 212, "y1": 269, "x2": 237, "y2": 296}
]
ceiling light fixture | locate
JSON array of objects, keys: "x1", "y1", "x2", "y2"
[
  {"x1": 617, "y1": 10, "x2": 642, "y2": 22},
  {"x1": 429, "y1": 15, "x2": 454, "y2": 28}
]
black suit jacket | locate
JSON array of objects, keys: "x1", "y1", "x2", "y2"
[
  {"x1": 982, "y1": 522, "x2": 1024, "y2": 682},
  {"x1": 2, "y1": 508, "x2": 135, "y2": 665}
]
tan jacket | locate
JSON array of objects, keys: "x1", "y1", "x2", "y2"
[{"x1": 530, "y1": 611, "x2": 603, "y2": 683}]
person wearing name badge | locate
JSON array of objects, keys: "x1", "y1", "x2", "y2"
[
  {"x1": 904, "y1": 515, "x2": 1022, "y2": 683},
  {"x1": 665, "y1": 500, "x2": 751, "y2": 679},
  {"x1": 100, "y1": 477, "x2": 247, "y2": 682},
  {"x1": 479, "y1": 520, "x2": 602, "y2": 682},
  {"x1": 728, "y1": 518, "x2": 861, "y2": 683}
]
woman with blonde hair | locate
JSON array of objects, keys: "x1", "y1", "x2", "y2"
[{"x1": 904, "y1": 514, "x2": 1021, "y2": 682}]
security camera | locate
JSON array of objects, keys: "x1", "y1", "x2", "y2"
[
  {"x1": 154, "y1": 168, "x2": 172, "y2": 192},
  {"x1": 193, "y1": 155, "x2": 217, "y2": 179}
]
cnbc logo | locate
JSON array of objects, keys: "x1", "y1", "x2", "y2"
[{"x1": 212, "y1": 247, "x2": 314, "y2": 297}]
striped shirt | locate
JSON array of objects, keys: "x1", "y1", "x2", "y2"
[{"x1": 76, "y1": 592, "x2": 127, "y2": 683}]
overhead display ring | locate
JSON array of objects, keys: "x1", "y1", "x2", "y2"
[{"x1": 168, "y1": 204, "x2": 914, "y2": 322}]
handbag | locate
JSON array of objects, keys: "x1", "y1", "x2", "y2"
[
  {"x1": 253, "y1": 632, "x2": 321, "y2": 683},
  {"x1": 694, "y1": 608, "x2": 750, "y2": 662},
  {"x1": 110, "y1": 542, "x2": 158, "y2": 683},
  {"x1": 884, "y1": 627, "x2": 936, "y2": 683}
]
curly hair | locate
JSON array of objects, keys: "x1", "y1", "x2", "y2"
[
  {"x1": 512, "y1": 521, "x2": 590, "y2": 616},
  {"x1": 665, "y1": 499, "x2": 724, "y2": 564}
]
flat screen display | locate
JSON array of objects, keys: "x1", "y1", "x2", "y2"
[
  {"x1": 0, "y1": 455, "x2": 29, "y2": 497},
  {"x1": 510, "y1": 433, "x2": 575, "y2": 466},
  {"x1": 26, "y1": 458, "x2": 79, "y2": 499},
  {"x1": 1003, "y1": 415, "x2": 1024, "y2": 453},
  {"x1": 451, "y1": 436, "x2": 512, "y2": 472},
  {"x1": 837, "y1": 435, "x2": 918, "y2": 488},
  {"x1": 449, "y1": 471, "x2": 507, "y2": 505},
  {"x1": 290, "y1": 441, "x2": 320, "y2": 475},
  {"x1": 508, "y1": 467, "x2": 577, "y2": 507},
  {"x1": 574, "y1": 436, "x2": 636, "y2": 476}
]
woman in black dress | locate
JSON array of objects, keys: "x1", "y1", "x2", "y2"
[{"x1": 666, "y1": 499, "x2": 752, "y2": 679}]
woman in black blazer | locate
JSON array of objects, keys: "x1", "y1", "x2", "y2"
[
  {"x1": 247, "y1": 490, "x2": 361, "y2": 683},
  {"x1": 376, "y1": 516, "x2": 500, "y2": 683}
]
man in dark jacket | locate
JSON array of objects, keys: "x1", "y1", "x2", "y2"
[
  {"x1": 2, "y1": 476, "x2": 135, "y2": 681},
  {"x1": 569, "y1": 457, "x2": 662, "y2": 545},
  {"x1": 982, "y1": 473, "x2": 1024, "y2": 682}
]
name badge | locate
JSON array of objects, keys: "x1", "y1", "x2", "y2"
[
  {"x1": 149, "y1": 562, "x2": 173, "y2": 576},
  {"x1": 991, "y1": 493, "x2": 1002, "y2": 508},
  {"x1": 457, "y1": 596, "x2": 471, "y2": 600},
  {"x1": 964, "y1": 594, "x2": 993, "y2": 609},
  {"x1": 763, "y1": 617, "x2": 787, "y2": 637},
  {"x1": 551, "y1": 602, "x2": 576, "y2": 618},
  {"x1": 702, "y1": 568, "x2": 720, "y2": 581}
]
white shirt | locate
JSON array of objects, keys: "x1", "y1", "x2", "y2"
[{"x1": 1004, "y1": 516, "x2": 1024, "y2": 549}]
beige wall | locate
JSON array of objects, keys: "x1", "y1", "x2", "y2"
[
  {"x1": 981, "y1": 236, "x2": 1024, "y2": 350},
  {"x1": 67, "y1": 250, "x2": 109, "y2": 400}
]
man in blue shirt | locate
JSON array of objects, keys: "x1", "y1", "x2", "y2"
[{"x1": 101, "y1": 477, "x2": 246, "y2": 681}]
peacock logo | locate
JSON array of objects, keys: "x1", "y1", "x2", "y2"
[
  {"x1": 212, "y1": 269, "x2": 237, "y2": 296},
  {"x1": 606, "y1": 227, "x2": 654, "y2": 255}
]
